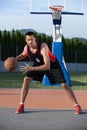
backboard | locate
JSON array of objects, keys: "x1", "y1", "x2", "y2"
[{"x1": 29, "y1": 0, "x2": 84, "y2": 15}]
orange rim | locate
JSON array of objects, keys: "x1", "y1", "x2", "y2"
[{"x1": 49, "y1": 6, "x2": 64, "y2": 11}]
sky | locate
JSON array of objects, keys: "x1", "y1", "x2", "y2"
[{"x1": 0, "y1": 0, "x2": 87, "y2": 39}]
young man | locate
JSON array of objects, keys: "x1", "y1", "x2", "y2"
[{"x1": 15, "y1": 31, "x2": 82, "y2": 114}]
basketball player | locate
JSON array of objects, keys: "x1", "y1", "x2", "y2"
[{"x1": 15, "y1": 31, "x2": 82, "y2": 114}]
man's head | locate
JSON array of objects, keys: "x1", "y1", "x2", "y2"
[
  {"x1": 25, "y1": 31, "x2": 37, "y2": 48},
  {"x1": 25, "y1": 31, "x2": 36, "y2": 38}
]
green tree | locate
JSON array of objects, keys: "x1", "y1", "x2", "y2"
[
  {"x1": 2, "y1": 30, "x2": 8, "y2": 60},
  {"x1": 0, "y1": 31, "x2": 2, "y2": 60},
  {"x1": 15, "y1": 30, "x2": 25, "y2": 56},
  {"x1": 11, "y1": 29, "x2": 17, "y2": 57},
  {"x1": 46, "y1": 35, "x2": 53, "y2": 50}
]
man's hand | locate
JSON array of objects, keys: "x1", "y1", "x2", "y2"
[{"x1": 20, "y1": 63, "x2": 32, "y2": 73}]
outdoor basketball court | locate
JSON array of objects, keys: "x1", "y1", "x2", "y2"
[
  {"x1": 0, "y1": 88, "x2": 87, "y2": 130},
  {"x1": 0, "y1": 0, "x2": 86, "y2": 129}
]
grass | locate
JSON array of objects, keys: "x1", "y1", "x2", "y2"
[
  {"x1": 69, "y1": 71, "x2": 87, "y2": 90},
  {"x1": 0, "y1": 71, "x2": 87, "y2": 90},
  {"x1": 0, "y1": 72, "x2": 43, "y2": 89}
]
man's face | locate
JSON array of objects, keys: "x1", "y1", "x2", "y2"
[{"x1": 25, "y1": 35, "x2": 36, "y2": 48}]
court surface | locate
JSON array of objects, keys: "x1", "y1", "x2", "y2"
[{"x1": 0, "y1": 88, "x2": 87, "y2": 130}]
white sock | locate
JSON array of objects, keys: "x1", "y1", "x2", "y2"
[
  {"x1": 20, "y1": 102, "x2": 24, "y2": 105},
  {"x1": 74, "y1": 104, "x2": 78, "y2": 107}
]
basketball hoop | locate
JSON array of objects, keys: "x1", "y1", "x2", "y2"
[
  {"x1": 49, "y1": 5, "x2": 64, "y2": 12},
  {"x1": 49, "y1": 5, "x2": 63, "y2": 22}
]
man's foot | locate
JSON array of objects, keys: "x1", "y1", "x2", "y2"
[
  {"x1": 75, "y1": 105, "x2": 82, "y2": 114},
  {"x1": 15, "y1": 104, "x2": 24, "y2": 114}
]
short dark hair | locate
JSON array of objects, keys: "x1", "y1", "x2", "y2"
[{"x1": 25, "y1": 31, "x2": 36, "y2": 37}]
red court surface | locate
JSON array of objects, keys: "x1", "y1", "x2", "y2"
[{"x1": 0, "y1": 88, "x2": 87, "y2": 110}]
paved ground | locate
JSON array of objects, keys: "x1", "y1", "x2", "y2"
[
  {"x1": 0, "y1": 89, "x2": 87, "y2": 109},
  {"x1": 0, "y1": 108, "x2": 87, "y2": 130},
  {"x1": 0, "y1": 89, "x2": 87, "y2": 130}
]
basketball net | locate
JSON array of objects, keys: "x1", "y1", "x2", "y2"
[{"x1": 49, "y1": 6, "x2": 64, "y2": 20}]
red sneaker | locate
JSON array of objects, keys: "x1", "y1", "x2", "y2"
[
  {"x1": 15, "y1": 104, "x2": 24, "y2": 114},
  {"x1": 75, "y1": 105, "x2": 82, "y2": 115}
]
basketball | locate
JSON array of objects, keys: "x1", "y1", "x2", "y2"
[{"x1": 4, "y1": 57, "x2": 18, "y2": 71}]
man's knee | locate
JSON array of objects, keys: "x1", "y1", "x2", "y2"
[
  {"x1": 23, "y1": 77, "x2": 31, "y2": 84},
  {"x1": 61, "y1": 83, "x2": 68, "y2": 89}
]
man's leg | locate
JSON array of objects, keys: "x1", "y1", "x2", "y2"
[
  {"x1": 15, "y1": 76, "x2": 32, "y2": 114},
  {"x1": 61, "y1": 83, "x2": 82, "y2": 114}
]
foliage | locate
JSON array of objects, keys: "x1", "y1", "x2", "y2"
[{"x1": 0, "y1": 29, "x2": 87, "y2": 63}]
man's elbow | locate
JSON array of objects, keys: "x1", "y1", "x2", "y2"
[{"x1": 46, "y1": 63, "x2": 50, "y2": 70}]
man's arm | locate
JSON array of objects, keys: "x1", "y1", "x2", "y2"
[{"x1": 16, "y1": 53, "x2": 27, "y2": 61}]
